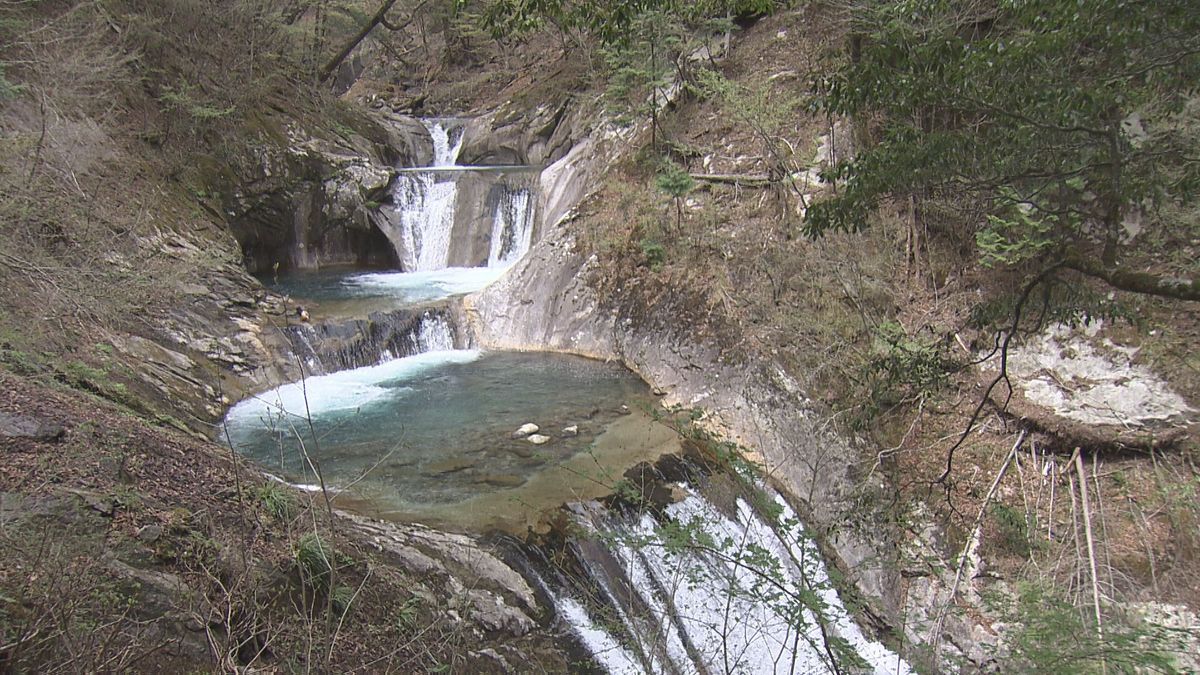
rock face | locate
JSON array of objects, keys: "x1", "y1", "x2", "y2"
[
  {"x1": 221, "y1": 110, "x2": 434, "y2": 274},
  {"x1": 458, "y1": 101, "x2": 576, "y2": 167},
  {"x1": 983, "y1": 322, "x2": 1194, "y2": 435},
  {"x1": 284, "y1": 305, "x2": 464, "y2": 375},
  {"x1": 345, "y1": 513, "x2": 540, "y2": 638}
]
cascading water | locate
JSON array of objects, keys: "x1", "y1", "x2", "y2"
[
  {"x1": 487, "y1": 187, "x2": 535, "y2": 268},
  {"x1": 235, "y1": 117, "x2": 909, "y2": 674},
  {"x1": 407, "y1": 312, "x2": 454, "y2": 353},
  {"x1": 542, "y1": 482, "x2": 913, "y2": 675},
  {"x1": 285, "y1": 308, "x2": 462, "y2": 374}
]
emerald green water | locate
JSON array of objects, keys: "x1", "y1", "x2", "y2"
[{"x1": 224, "y1": 350, "x2": 678, "y2": 532}]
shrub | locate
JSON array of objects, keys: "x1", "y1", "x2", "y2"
[{"x1": 639, "y1": 237, "x2": 666, "y2": 270}]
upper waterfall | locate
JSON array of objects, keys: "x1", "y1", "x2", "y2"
[
  {"x1": 427, "y1": 118, "x2": 465, "y2": 167},
  {"x1": 375, "y1": 118, "x2": 541, "y2": 273}
]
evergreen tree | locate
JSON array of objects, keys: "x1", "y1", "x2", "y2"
[{"x1": 810, "y1": 0, "x2": 1200, "y2": 301}]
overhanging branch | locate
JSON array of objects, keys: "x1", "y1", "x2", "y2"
[
  {"x1": 318, "y1": 0, "x2": 402, "y2": 83},
  {"x1": 1064, "y1": 254, "x2": 1200, "y2": 302}
]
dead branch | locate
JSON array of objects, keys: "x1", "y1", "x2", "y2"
[
  {"x1": 1075, "y1": 450, "x2": 1106, "y2": 668},
  {"x1": 690, "y1": 172, "x2": 773, "y2": 186},
  {"x1": 932, "y1": 429, "x2": 1026, "y2": 660}
]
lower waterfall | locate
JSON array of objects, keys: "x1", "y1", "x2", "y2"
[{"x1": 533, "y1": 475, "x2": 912, "y2": 675}]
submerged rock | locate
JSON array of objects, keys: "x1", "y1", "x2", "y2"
[
  {"x1": 476, "y1": 473, "x2": 525, "y2": 488},
  {"x1": 425, "y1": 457, "x2": 476, "y2": 475}
]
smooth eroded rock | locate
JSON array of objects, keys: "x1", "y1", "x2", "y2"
[{"x1": 526, "y1": 434, "x2": 550, "y2": 445}]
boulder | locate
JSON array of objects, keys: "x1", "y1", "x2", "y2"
[
  {"x1": 0, "y1": 411, "x2": 65, "y2": 441},
  {"x1": 526, "y1": 434, "x2": 550, "y2": 445}
]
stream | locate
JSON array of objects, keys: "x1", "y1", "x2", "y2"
[{"x1": 225, "y1": 118, "x2": 911, "y2": 674}]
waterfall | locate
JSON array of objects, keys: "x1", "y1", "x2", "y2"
[
  {"x1": 375, "y1": 118, "x2": 540, "y2": 271},
  {"x1": 487, "y1": 187, "x2": 535, "y2": 268},
  {"x1": 549, "y1": 484, "x2": 912, "y2": 675},
  {"x1": 389, "y1": 172, "x2": 459, "y2": 271},
  {"x1": 284, "y1": 306, "x2": 461, "y2": 373},
  {"x1": 410, "y1": 312, "x2": 455, "y2": 353},
  {"x1": 427, "y1": 118, "x2": 465, "y2": 167}
]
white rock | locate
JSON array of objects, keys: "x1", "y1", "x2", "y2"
[
  {"x1": 512, "y1": 423, "x2": 539, "y2": 438},
  {"x1": 981, "y1": 322, "x2": 1194, "y2": 427},
  {"x1": 526, "y1": 434, "x2": 551, "y2": 445},
  {"x1": 562, "y1": 425, "x2": 579, "y2": 436}
]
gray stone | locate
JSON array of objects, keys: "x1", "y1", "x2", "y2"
[
  {"x1": 0, "y1": 411, "x2": 65, "y2": 441},
  {"x1": 137, "y1": 524, "x2": 163, "y2": 543},
  {"x1": 475, "y1": 473, "x2": 525, "y2": 488},
  {"x1": 425, "y1": 457, "x2": 476, "y2": 475},
  {"x1": 65, "y1": 488, "x2": 114, "y2": 517}
]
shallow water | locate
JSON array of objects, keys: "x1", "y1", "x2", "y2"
[{"x1": 224, "y1": 351, "x2": 678, "y2": 532}]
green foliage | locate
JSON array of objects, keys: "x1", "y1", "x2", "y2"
[
  {"x1": 809, "y1": 0, "x2": 1200, "y2": 276},
  {"x1": 395, "y1": 596, "x2": 422, "y2": 630},
  {"x1": 656, "y1": 159, "x2": 694, "y2": 231},
  {"x1": 989, "y1": 502, "x2": 1031, "y2": 558},
  {"x1": 975, "y1": 187, "x2": 1078, "y2": 268},
  {"x1": 0, "y1": 62, "x2": 22, "y2": 100},
  {"x1": 111, "y1": 486, "x2": 142, "y2": 512},
  {"x1": 994, "y1": 582, "x2": 1186, "y2": 672},
  {"x1": 296, "y1": 532, "x2": 334, "y2": 588},
  {"x1": 331, "y1": 584, "x2": 355, "y2": 618},
  {"x1": 257, "y1": 482, "x2": 297, "y2": 521},
  {"x1": 862, "y1": 322, "x2": 952, "y2": 412},
  {"x1": 639, "y1": 237, "x2": 666, "y2": 269},
  {"x1": 655, "y1": 160, "x2": 694, "y2": 199},
  {"x1": 159, "y1": 80, "x2": 235, "y2": 122}
]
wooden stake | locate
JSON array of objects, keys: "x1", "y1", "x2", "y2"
[{"x1": 1075, "y1": 451, "x2": 1107, "y2": 673}]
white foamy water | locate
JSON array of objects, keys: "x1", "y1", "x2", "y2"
[
  {"x1": 410, "y1": 313, "x2": 454, "y2": 353},
  {"x1": 387, "y1": 172, "x2": 459, "y2": 271},
  {"x1": 226, "y1": 349, "x2": 481, "y2": 427},
  {"x1": 557, "y1": 596, "x2": 645, "y2": 675},
  {"x1": 426, "y1": 118, "x2": 465, "y2": 167},
  {"x1": 347, "y1": 267, "x2": 506, "y2": 300}
]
